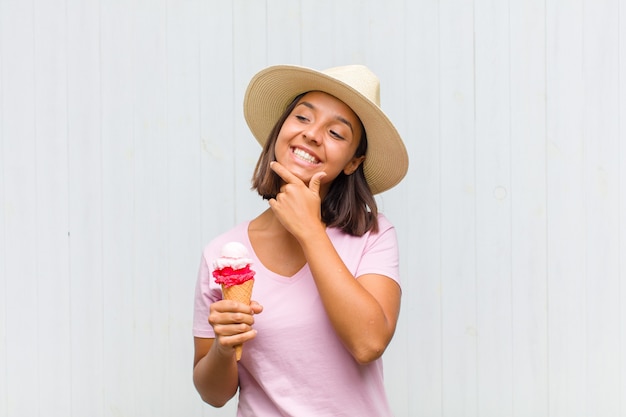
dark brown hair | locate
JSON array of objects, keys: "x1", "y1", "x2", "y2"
[{"x1": 251, "y1": 93, "x2": 379, "y2": 236}]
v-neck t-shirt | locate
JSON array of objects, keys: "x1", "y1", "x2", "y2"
[{"x1": 193, "y1": 213, "x2": 400, "y2": 417}]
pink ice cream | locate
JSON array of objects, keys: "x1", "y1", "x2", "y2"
[
  {"x1": 212, "y1": 241, "x2": 256, "y2": 361},
  {"x1": 212, "y1": 242, "x2": 256, "y2": 287}
]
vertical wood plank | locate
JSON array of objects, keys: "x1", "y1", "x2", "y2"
[
  {"x1": 300, "y1": 0, "x2": 334, "y2": 69},
  {"x1": 405, "y1": 0, "x2": 446, "y2": 410},
  {"x1": 198, "y1": 3, "x2": 238, "y2": 415},
  {"x1": 368, "y1": 0, "x2": 406, "y2": 92},
  {"x1": 100, "y1": 1, "x2": 137, "y2": 415},
  {"x1": 368, "y1": 0, "x2": 407, "y2": 225},
  {"x1": 66, "y1": 0, "x2": 104, "y2": 415},
  {"x1": 1, "y1": 1, "x2": 39, "y2": 416},
  {"x1": 232, "y1": 0, "x2": 268, "y2": 223},
  {"x1": 366, "y1": 2, "x2": 411, "y2": 416},
  {"x1": 509, "y1": 0, "x2": 549, "y2": 415},
  {"x1": 267, "y1": 0, "x2": 301, "y2": 64},
  {"x1": 401, "y1": 0, "x2": 443, "y2": 415},
  {"x1": 546, "y1": 1, "x2": 587, "y2": 416},
  {"x1": 165, "y1": 1, "x2": 205, "y2": 415},
  {"x1": 33, "y1": 0, "x2": 72, "y2": 414},
  {"x1": 332, "y1": 0, "x2": 369, "y2": 64},
  {"x1": 617, "y1": 3, "x2": 626, "y2": 410},
  {"x1": 3, "y1": 0, "x2": 47, "y2": 414},
  {"x1": 199, "y1": 0, "x2": 236, "y2": 242},
  {"x1": 0, "y1": 0, "x2": 8, "y2": 413},
  {"x1": 474, "y1": 0, "x2": 514, "y2": 415},
  {"x1": 582, "y1": 0, "x2": 621, "y2": 415},
  {"x1": 620, "y1": 2, "x2": 626, "y2": 414},
  {"x1": 439, "y1": 0, "x2": 477, "y2": 415},
  {"x1": 132, "y1": 0, "x2": 172, "y2": 414}
]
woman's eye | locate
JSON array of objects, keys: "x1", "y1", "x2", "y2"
[
  {"x1": 295, "y1": 115, "x2": 308, "y2": 122},
  {"x1": 330, "y1": 130, "x2": 344, "y2": 140}
]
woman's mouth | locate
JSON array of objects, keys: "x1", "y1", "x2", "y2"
[{"x1": 292, "y1": 147, "x2": 320, "y2": 164}]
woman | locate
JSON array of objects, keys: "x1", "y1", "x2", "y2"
[{"x1": 193, "y1": 64, "x2": 408, "y2": 416}]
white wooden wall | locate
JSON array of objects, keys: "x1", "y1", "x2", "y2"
[{"x1": 1, "y1": 1, "x2": 624, "y2": 416}]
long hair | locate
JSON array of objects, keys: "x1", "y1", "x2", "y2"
[{"x1": 251, "y1": 93, "x2": 379, "y2": 236}]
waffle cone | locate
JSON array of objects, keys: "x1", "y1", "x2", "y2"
[
  {"x1": 222, "y1": 279, "x2": 254, "y2": 304},
  {"x1": 221, "y1": 279, "x2": 254, "y2": 361}
]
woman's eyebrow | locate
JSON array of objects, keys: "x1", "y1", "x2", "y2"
[
  {"x1": 336, "y1": 116, "x2": 354, "y2": 134},
  {"x1": 296, "y1": 101, "x2": 354, "y2": 134}
]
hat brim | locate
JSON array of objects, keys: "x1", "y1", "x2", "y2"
[{"x1": 243, "y1": 65, "x2": 408, "y2": 195}]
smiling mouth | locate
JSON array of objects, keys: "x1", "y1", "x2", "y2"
[{"x1": 292, "y1": 147, "x2": 320, "y2": 164}]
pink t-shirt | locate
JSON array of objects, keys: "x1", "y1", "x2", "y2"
[{"x1": 193, "y1": 214, "x2": 400, "y2": 417}]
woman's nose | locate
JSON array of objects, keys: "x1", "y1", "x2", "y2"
[{"x1": 303, "y1": 124, "x2": 323, "y2": 145}]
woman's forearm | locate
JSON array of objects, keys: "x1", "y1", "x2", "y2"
[
  {"x1": 298, "y1": 229, "x2": 400, "y2": 364},
  {"x1": 193, "y1": 339, "x2": 239, "y2": 407}
]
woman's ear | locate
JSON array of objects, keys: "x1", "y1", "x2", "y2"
[{"x1": 343, "y1": 155, "x2": 366, "y2": 175}]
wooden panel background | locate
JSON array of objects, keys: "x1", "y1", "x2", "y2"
[{"x1": 1, "y1": 1, "x2": 625, "y2": 416}]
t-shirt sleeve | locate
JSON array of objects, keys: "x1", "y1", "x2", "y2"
[
  {"x1": 192, "y1": 222, "x2": 250, "y2": 339},
  {"x1": 354, "y1": 215, "x2": 401, "y2": 285},
  {"x1": 192, "y1": 249, "x2": 221, "y2": 338}
]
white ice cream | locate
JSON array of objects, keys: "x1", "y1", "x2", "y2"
[{"x1": 213, "y1": 241, "x2": 253, "y2": 270}]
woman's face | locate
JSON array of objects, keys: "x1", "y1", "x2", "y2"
[{"x1": 273, "y1": 91, "x2": 365, "y2": 193}]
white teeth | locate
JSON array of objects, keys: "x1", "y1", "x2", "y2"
[{"x1": 293, "y1": 148, "x2": 318, "y2": 163}]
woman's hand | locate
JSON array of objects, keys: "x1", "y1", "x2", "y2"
[
  {"x1": 193, "y1": 300, "x2": 262, "y2": 407},
  {"x1": 208, "y1": 299, "x2": 263, "y2": 357},
  {"x1": 268, "y1": 161, "x2": 327, "y2": 240}
]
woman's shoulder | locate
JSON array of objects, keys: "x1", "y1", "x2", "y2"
[
  {"x1": 328, "y1": 212, "x2": 396, "y2": 243},
  {"x1": 375, "y1": 212, "x2": 394, "y2": 231}
]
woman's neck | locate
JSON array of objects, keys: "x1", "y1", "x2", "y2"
[{"x1": 248, "y1": 208, "x2": 306, "y2": 277}]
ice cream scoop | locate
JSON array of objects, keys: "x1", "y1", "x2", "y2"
[
  {"x1": 212, "y1": 242, "x2": 255, "y2": 287},
  {"x1": 212, "y1": 241, "x2": 256, "y2": 360}
]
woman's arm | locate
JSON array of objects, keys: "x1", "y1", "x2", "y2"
[
  {"x1": 268, "y1": 163, "x2": 401, "y2": 363},
  {"x1": 300, "y1": 232, "x2": 401, "y2": 364},
  {"x1": 193, "y1": 337, "x2": 239, "y2": 407},
  {"x1": 193, "y1": 300, "x2": 263, "y2": 406}
]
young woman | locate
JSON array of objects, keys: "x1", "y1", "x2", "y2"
[{"x1": 193, "y1": 64, "x2": 408, "y2": 416}]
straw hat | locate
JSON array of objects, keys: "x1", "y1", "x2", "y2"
[{"x1": 243, "y1": 64, "x2": 408, "y2": 195}]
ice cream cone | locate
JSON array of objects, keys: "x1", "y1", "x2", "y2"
[
  {"x1": 213, "y1": 242, "x2": 256, "y2": 361},
  {"x1": 221, "y1": 279, "x2": 254, "y2": 304},
  {"x1": 221, "y1": 279, "x2": 255, "y2": 360}
]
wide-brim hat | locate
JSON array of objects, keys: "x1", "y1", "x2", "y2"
[{"x1": 243, "y1": 64, "x2": 408, "y2": 195}]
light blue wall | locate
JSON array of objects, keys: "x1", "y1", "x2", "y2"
[{"x1": 1, "y1": 1, "x2": 624, "y2": 416}]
